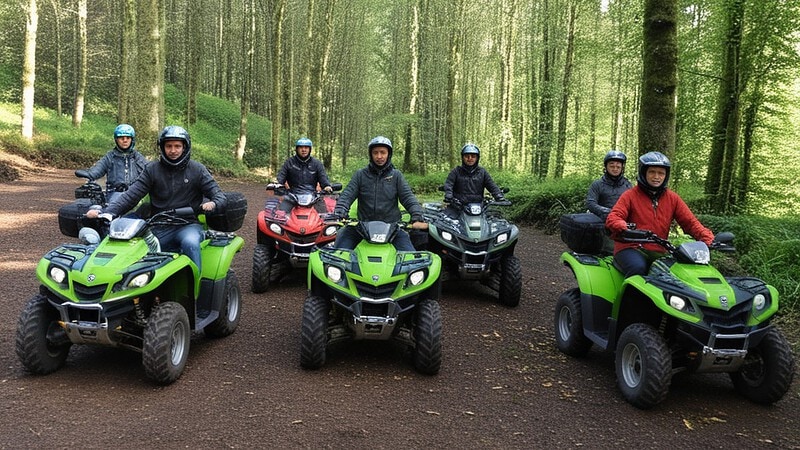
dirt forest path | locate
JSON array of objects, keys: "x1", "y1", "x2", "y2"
[{"x1": 0, "y1": 168, "x2": 798, "y2": 449}]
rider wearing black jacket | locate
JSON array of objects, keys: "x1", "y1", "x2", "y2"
[
  {"x1": 443, "y1": 143, "x2": 505, "y2": 217},
  {"x1": 275, "y1": 138, "x2": 332, "y2": 213}
]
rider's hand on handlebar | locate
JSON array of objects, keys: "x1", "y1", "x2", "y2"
[
  {"x1": 85, "y1": 206, "x2": 102, "y2": 219},
  {"x1": 323, "y1": 186, "x2": 333, "y2": 193},
  {"x1": 201, "y1": 201, "x2": 215, "y2": 212}
]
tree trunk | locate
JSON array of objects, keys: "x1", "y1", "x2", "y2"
[
  {"x1": 21, "y1": 0, "x2": 38, "y2": 140},
  {"x1": 535, "y1": 0, "x2": 554, "y2": 179},
  {"x1": 49, "y1": 0, "x2": 63, "y2": 117},
  {"x1": 404, "y1": 1, "x2": 420, "y2": 173},
  {"x1": 554, "y1": 2, "x2": 576, "y2": 179},
  {"x1": 270, "y1": 0, "x2": 286, "y2": 173},
  {"x1": 638, "y1": 0, "x2": 678, "y2": 157},
  {"x1": 71, "y1": 0, "x2": 87, "y2": 128},
  {"x1": 132, "y1": 0, "x2": 165, "y2": 151},
  {"x1": 118, "y1": 0, "x2": 136, "y2": 123},
  {"x1": 235, "y1": 0, "x2": 255, "y2": 161},
  {"x1": 498, "y1": 0, "x2": 517, "y2": 170},
  {"x1": 185, "y1": 0, "x2": 203, "y2": 125},
  {"x1": 312, "y1": 0, "x2": 335, "y2": 169},
  {"x1": 705, "y1": 0, "x2": 744, "y2": 214}
]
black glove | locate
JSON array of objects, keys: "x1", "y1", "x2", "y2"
[
  {"x1": 444, "y1": 196, "x2": 453, "y2": 204},
  {"x1": 411, "y1": 213, "x2": 424, "y2": 223}
]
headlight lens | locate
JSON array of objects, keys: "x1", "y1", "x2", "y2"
[
  {"x1": 441, "y1": 231, "x2": 452, "y2": 241},
  {"x1": 269, "y1": 223, "x2": 283, "y2": 235},
  {"x1": 496, "y1": 233, "x2": 508, "y2": 244},
  {"x1": 49, "y1": 266, "x2": 67, "y2": 284},
  {"x1": 323, "y1": 225, "x2": 337, "y2": 236},
  {"x1": 128, "y1": 272, "x2": 151, "y2": 288},
  {"x1": 326, "y1": 266, "x2": 342, "y2": 283},
  {"x1": 409, "y1": 270, "x2": 425, "y2": 286},
  {"x1": 669, "y1": 295, "x2": 686, "y2": 311},
  {"x1": 753, "y1": 293, "x2": 766, "y2": 311}
]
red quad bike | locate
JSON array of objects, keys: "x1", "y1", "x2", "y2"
[{"x1": 252, "y1": 183, "x2": 342, "y2": 292}]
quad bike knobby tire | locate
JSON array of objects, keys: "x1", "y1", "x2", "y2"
[
  {"x1": 614, "y1": 323, "x2": 672, "y2": 409},
  {"x1": 554, "y1": 288, "x2": 592, "y2": 357},
  {"x1": 730, "y1": 327, "x2": 795, "y2": 404},
  {"x1": 252, "y1": 243, "x2": 274, "y2": 293},
  {"x1": 300, "y1": 295, "x2": 330, "y2": 369},
  {"x1": 498, "y1": 254, "x2": 522, "y2": 307},
  {"x1": 413, "y1": 299, "x2": 442, "y2": 375},
  {"x1": 205, "y1": 270, "x2": 242, "y2": 338},
  {"x1": 15, "y1": 294, "x2": 72, "y2": 374},
  {"x1": 143, "y1": 302, "x2": 191, "y2": 384}
]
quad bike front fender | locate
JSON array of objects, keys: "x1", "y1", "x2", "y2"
[
  {"x1": 200, "y1": 235, "x2": 244, "y2": 281},
  {"x1": 560, "y1": 252, "x2": 622, "y2": 305}
]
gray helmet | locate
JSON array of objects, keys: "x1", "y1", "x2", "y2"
[
  {"x1": 368, "y1": 136, "x2": 393, "y2": 163},
  {"x1": 461, "y1": 143, "x2": 481, "y2": 166},
  {"x1": 158, "y1": 125, "x2": 192, "y2": 169},
  {"x1": 637, "y1": 151, "x2": 671, "y2": 192},
  {"x1": 603, "y1": 149, "x2": 626, "y2": 166}
]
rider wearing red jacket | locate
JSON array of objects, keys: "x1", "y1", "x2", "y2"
[{"x1": 606, "y1": 151, "x2": 714, "y2": 277}]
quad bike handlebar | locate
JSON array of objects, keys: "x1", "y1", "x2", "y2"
[{"x1": 621, "y1": 227, "x2": 736, "y2": 253}]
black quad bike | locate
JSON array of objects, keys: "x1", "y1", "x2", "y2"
[
  {"x1": 556, "y1": 214, "x2": 795, "y2": 409},
  {"x1": 421, "y1": 188, "x2": 521, "y2": 307},
  {"x1": 17, "y1": 200, "x2": 246, "y2": 385}
]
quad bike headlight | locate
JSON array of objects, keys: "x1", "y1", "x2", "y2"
[
  {"x1": 409, "y1": 270, "x2": 426, "y2": 286},
  {"x1": 269, "y1": 223, "x2": 283, "y2": 235},
  {"x1": 323, "y1": 225, "x2": 338, "y2": 236},
  {"x1": 49, "y1": 266, "x2": 67, "y2": 284},
  {"x1": 128, "y1": 272, "x2": 152, "y2": 288},
  {"x1": 326, "y1": 265, "x2": 343, "y2": 283},
  {"x1": 441, "y1": 231, "x2": 453, "y2": 242},
  {"x1": 669, "y1": 295, "x2": 687, "y2": 311},
  {"x1": 496, "y1": 233, "x2": 508, "y2": 245},
  {"x1": 753, "y1": 293, "x2": 766, "y2": 311}
]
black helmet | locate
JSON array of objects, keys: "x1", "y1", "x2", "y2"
[
  {"x1": 158, "y1": 125, "x2": 192, "y2": 169},
  {"x1": 637, "y1": 151, "x2": 671, "y2": 193},
  {"x1": 368, "y1": 136, "x2": 393, "y2": 164}
]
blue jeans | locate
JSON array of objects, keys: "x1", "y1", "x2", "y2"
[
  {"x1": 154, "y1": 223, "x2": 205, "y2": 272},
  {"x1": 334, "y1": 226, "x2": 415, "y2": 251},
  {"x1": 613, "y1": 247, "x2": 665, "y2": 277}
]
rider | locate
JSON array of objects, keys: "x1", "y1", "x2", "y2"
[
  {"x1": 274, "y1": 137, "x2": 333, "y2": 214},
  {"x1": 443, "y1": 143, "x2": 506, "y2": 218},
  {"x1": 333, "y1": 136, "x2": 425, "y2": 251},
  {"x1": 86, "y1": 125, "x2": 227, "y2": 272},
  {"x1": 82, "y1": 124, "x2": 148, "y2": 203},
  {"x1": 606, "y1": 151, "x2": 714, "y2": 277},
  {"x1": 586, "y1": 149, "x2": 632, "y2": 220}
]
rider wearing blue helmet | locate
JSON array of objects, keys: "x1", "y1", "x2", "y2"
[
  {"x1": 274, "y1": 137, "x2": 332, "y2": 213},
  {"x1": 83, "y1": 124, "x2": 148, "y2": 203}
]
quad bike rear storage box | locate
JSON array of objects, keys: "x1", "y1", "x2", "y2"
[
  {"x1": 559, "y1": 212, "x2": 606, "y2": 254},
  {"x1": 206, "y1": 191, "x2": 248, "y2": 232},
  {"x1": 58, "y1": 198, "x2": 94, "y2": 237}
]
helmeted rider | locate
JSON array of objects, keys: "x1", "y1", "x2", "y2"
[
  {"x1": 606, "y1": 151, "x2": 714, "y2": 277},
  {"x1": 333, "y1": 136, "x2": 425, "y2": 251},
  {"x1": 586, "y1": 149, "x2": 632, "y2": 220},
  {"x1": 86, "y1": 125, "x2": 227, "y2": 272},
  {"x1": 274, "y1": 137, "x2": 332, "y2": 214},
  {"x1": 82, "y1": 124, "x2": 148, "y2": 203},
  {"x1": 442, "y1": 143, "x2": 506, "y2": 218}
]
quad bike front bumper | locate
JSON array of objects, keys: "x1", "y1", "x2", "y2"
[
  {"x1": 677, "y1": 322, "x2": 772, "y2": 373},
  {"x1": 47, "y1": 295, "x2": 140, "y2": 351}
]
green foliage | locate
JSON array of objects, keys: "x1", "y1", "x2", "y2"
[{"x1": 512, "y1": 175, "x2": 593, "y2": 232}]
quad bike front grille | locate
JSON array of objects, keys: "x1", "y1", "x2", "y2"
[
  {"x1": 698, "y1": 300, "x2": 751, "y2": 329},
  {"x1": 286, "y1": 231, "x2": 319, "y2": 244},
  {"x1": 73, "y1": 282, "x2": 108, "y2": 301},
  {"x1": 360, "y1": 302, "x2": 389, "y2": 317},
  {"x1": 354, "y1": 280, "x2": 399, "y2": 300}
]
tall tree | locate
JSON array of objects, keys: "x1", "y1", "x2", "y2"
[
  {"x1": 270, "y1": 0, "x2": 286, "y2": 173},
  {"x1": 21, "y1": 0, "x2": 38, "y2": 140},
  {"x1": 118, "y1": 0, "x2": 136, "y2": 123},
  {"x1": 132, "y1": 0, "x2": 165, "y2": 150},
  {"x1": 71, "y1": 0, "x2": 87, "y2": 128},
  {"x1": 235, "y1": 0, "x2": 254, "y2": 161},
  {"x1": 554, "y1": 1, "x2": 576, "y2": 178},
  {"x1": 704, "y1": 0, "x2": 744, "y2": 214},
  {"x1": 48, "y1": 0, "x2": 63, "y2": 116},
  {"x1": 638, "y1": 0, "x2": 678, "y2": 156}
]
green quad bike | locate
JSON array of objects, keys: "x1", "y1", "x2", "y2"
[
  {"x1": 16, "y1": 202, "x2": 246, "y2": 385},
  {"x1": 421, "y1": 188, "x2": 521, "y2": 307},
  {"x1": 556, "y1": 215, "x2": 795, "y2": 409},
  {"x1": 300, "y1": 219, "x2": 443, "y2": 375}
]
